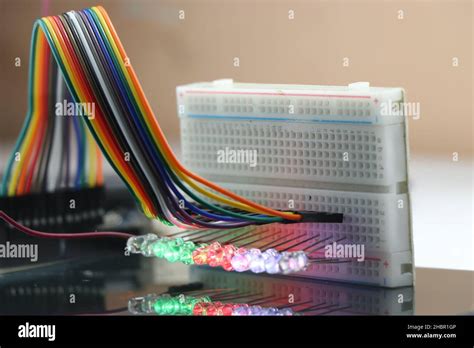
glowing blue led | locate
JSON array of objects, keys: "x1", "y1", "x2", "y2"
[
  {"x1": 262, "y1": 248, "x2": 281, "y2": 274},
  {"x1": 248, "y1": 249, "x2": 266, "y2": 273}
]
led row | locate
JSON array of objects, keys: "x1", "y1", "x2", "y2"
[{"x1": 126, "y1": 234, "x2": 309, "y2": 275}]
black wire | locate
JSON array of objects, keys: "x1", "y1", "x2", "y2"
[
  {"x1": 64, "y1": 102, "x2": 71, "y2": 188},
  {"x1": 39, "y1": 55, "x2": 58, "y2": 191},
  {"x1": 55, "y1": 75, "x2": 67, "y2": 189},
  {"x1": 30, "y1": 51, "x2": 55, "y2": 192}
]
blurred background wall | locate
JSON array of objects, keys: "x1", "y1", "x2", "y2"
[{"x1": 0, "y1": 0, "x2": 472, "y2": 157}]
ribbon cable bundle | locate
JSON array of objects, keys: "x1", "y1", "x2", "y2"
[
  {"x1": 0, "y1": 12, "x2": 103, "y2": 229},
  {"x1": 0, "y1": 6, "x2": 343, "y2": 230}
]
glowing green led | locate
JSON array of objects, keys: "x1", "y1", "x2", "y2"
[
  {"x1": 179, "y1": 250, "x2": 194, "y2": 264},
  {"x1": 163, "y1": 244, "x2": 180, "y2": 262},
  {"x1": 179, "y1": 241, "x2": 198, "y2": 264},
  {"x1": 151, "y1": 240, "x2": 168, "y2": 258},
  {"x1": 148, "y1": 237, "x2": 201, "y2": 265}
]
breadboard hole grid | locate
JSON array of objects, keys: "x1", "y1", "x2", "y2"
[
  {"x1": 184, "y1": 94, "x2": 375, "y2": 120},
  {"x1": 245, "y1": 224, "x2": 385, "y2": 279},
  {"x1": 205, "y1": 183, "x2": 409, "y2": 252},
  {"x1": 181, "y1": 119, "x2": 406, "y2": 185},
  {"x1": 307, "y1": 256, "x2": 383, "y2": 279}
]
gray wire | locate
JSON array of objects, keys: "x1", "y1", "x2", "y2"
[{"x1": 66, "y1": 11, "x2": 183, "y2": 226}]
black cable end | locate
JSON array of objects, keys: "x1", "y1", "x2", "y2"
[
  {"x1": 288, "y1": 211, "x2": 344, "y2": 223},
  {"x1": 0, "y1": 186, "x2": 105, "y2": 232}
]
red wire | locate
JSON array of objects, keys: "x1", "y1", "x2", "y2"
[{"x1": 0, "y1": 210, "x2": 133, "y2": 240}]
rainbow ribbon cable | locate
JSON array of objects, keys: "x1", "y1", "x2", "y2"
[
  {"x1": 128, "y1": 294, "x2": 295, "y2": 316},
  {"x1": 0, "y1": 25, "x2": 102, "y2": 196},
  {"x1": 1, "y1": 7, "x2": 347, "y2": 230}
]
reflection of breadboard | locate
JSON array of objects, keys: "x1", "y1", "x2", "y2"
[
  {"x1": 192, "y1": 268, "x2": 414, "y2": 315},
  {"x1": 178, "y1": 80, "x2": 413, "y2": 287}
]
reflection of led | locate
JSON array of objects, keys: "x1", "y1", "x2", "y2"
[
  {"x1": 153, "y1": 294, "x2": 211, "y2": 315},
  {"x1": 128, "y1": 294, "x2": 295, "y2": 316},
  {"x1": 193, "y1": 302, "x2": 240, "y2": 316}
]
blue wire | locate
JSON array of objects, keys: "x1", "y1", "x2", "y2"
[{"x1": 70, "y1": 93, "x2": 84, "y2": 189}]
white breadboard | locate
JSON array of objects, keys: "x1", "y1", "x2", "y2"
[
  {"x1": 192, "y1": 268, "x2": 414, "y2": 315},
  {"x1": 177, "y1": 80, "x2": 413, "y2": 287},
  {"x1": 178, "y1": 80, "x2": 408, "y2": 188}
]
